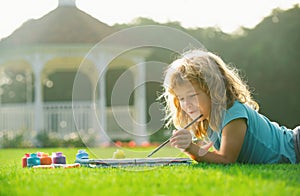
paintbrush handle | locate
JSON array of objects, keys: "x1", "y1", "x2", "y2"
[
  {"x1": 147, "y1": 139, "x2": 170, "y2": 157},
  {"x1": 147, "y1": 114, "x2": 203, "y2": 157}
]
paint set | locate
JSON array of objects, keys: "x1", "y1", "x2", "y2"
[
  {"x1": 22, "y1": 149, "x2": 192, "y2": 169},
  {"x1": 22, "y1": 151, "x2": 79, "y2": 169}
]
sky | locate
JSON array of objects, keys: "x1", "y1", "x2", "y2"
[{"x1": 0, "y1": 0, "x2": 299, "y2": 40}]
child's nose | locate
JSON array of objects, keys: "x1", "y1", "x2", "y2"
[{"x1": 184, "y1": 99, "x2": 193, "y2": 108}]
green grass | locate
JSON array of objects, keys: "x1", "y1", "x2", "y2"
[{"x1": 0, "y1": 148, "x2": 299, "y2": 196}]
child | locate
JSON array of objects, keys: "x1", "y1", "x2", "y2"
[{"x1": 162, "y1": 49, "x2": 300, "y2": 164}]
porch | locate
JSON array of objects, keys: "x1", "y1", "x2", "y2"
[{"x1": 0, "y1": 102, "x2": 137, "y2": 147}]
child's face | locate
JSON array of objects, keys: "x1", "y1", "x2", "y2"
[{"x1": 173, "y1": 81, "x2": 211, "y2": 121}]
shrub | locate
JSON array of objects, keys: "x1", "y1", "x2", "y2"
[
  {"x1": 35, "y1": 131, "x2": 96, "y2": 148},
  {"x1": 0, "y1": 131, "x2": 33, "y2": 148}
]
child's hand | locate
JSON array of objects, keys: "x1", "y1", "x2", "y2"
[{"x1": 170, "y1": 129, "x2": 192, "y2": 150}]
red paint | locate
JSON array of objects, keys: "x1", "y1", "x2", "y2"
[{"x1": 22, "y1": 153, "x2": 30, "y2": 168}]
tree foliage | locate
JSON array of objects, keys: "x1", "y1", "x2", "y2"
[
  {"x1": 113, "y1": 5, "x2": 300, "y2": 127},
  {"x1": 1, "y1": 5, "x2": 299, "y2": 128}
]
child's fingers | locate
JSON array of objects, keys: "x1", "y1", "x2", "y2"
[
  {"x1": 170, "y1": 130, "x2": 192, "y2": 149},
  {"x1": 172, "y1": 129, "x2": 187, "y2": 136}
]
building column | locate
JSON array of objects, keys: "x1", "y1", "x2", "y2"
[
  {"x1": 98, "y1": 65, "x2": 108, "y2": 144},
  {"x1": 26, "y1": 55, "x2": 50, "y2": 133},
  {"x1": 90, "y1": 53, "x2": 110, "y2": 145},
  {"x1": 133, "y1": 57, "x2": 148, "y2": 145}
]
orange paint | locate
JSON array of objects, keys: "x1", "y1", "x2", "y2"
[{"x1": 40, "y1": 153, "x2": 52, "y2": 165}]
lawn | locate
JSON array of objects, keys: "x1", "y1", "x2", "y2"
[{"x1": 0, "y1": 147, "x2": 299, "y2": 196}]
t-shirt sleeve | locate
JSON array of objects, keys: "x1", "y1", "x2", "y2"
[{"x1": 221, "y1": 101, "x2": 249, "y2": 128}]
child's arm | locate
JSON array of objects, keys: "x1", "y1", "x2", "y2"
[{"x1": 172, "y1": 118, "x2": 247, "y2": 164}]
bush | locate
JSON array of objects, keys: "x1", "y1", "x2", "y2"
[
  {"x1": 0, "y1": 131, "x2": 33, "y2": 148},
  {"x1": 35, "y1": 131, "x2": 96, "y2": 148}
]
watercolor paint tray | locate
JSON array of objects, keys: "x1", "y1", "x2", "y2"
[{"x1": 75, "y1": 157, "x2": 193, "y2": 168}]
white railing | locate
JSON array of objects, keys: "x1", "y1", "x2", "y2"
[
  {"x1": 43, "y1": 101, "x2": 92, "y2": 136},
  {"x1": 0, "y1": 102, "x2": 135, "y2": 145},
  {"x1": 0, "y1": 103, "x2": 34, "y2": 132},
  {"x1": 0, "y1": 103, "x2": 35, "y2": 144}
]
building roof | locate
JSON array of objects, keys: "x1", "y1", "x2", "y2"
[{"x1": 0, "y1": 2, "x2": 118, "y2": 46}]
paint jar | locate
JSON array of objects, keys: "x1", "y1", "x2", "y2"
[
  {"x1": 76, "y1": 149, "x2": 89, "y2": 159},
  {"x1": 27, "y1": 153, "x2": 40, "y2": 167},
  {"x1": 22, "y1": 153, "x2": 30, "y2": 168},
  {"x1": 37, "y1": 152, "x2": 43, "y2": 157},
  {"x1": 40, "y1": 153, "x2": 52, "y2": 165},
  {"x1": 52, "y1": 152, "x2": 66, "y2": 164}
]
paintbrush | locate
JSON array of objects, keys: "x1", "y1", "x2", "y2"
[{"x1": 147, "y1": 114, "x2": 203, "y2": 157}]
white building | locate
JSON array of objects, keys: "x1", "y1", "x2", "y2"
[{"x1": 0, "y1": 0, "x2": 151, "y2": 147}]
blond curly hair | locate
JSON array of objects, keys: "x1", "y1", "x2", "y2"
[{"x1": 162, "y1": 49, "x2": 258, "y2": 138}]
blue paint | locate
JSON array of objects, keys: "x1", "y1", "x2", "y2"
[{"x1": 27, "y1": 153, "x2": 40, "y2": 167}]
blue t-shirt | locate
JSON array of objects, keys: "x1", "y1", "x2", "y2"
[{"x1": 207, "y1": 101, "x2": 296, "y2": 164}]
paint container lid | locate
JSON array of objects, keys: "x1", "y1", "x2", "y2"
[
  {"x1": 41, "y1": 153, "x2": 50, "y2": 157},
  {"x1": 37, "y1": 152, "x2": 43, "y2": 157},
  {"x1": 24, "y1": 153, "x2": 30, "y2": 157},
  {"x1": 53, "y1": 152, "x2": 64, "y2": 157},
  {"x1": 76, "y1": 149, "x2": 89, "y2": 159},
  {"x1": 30, "y1": 153, "x2": 38, "y2": 157}
]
